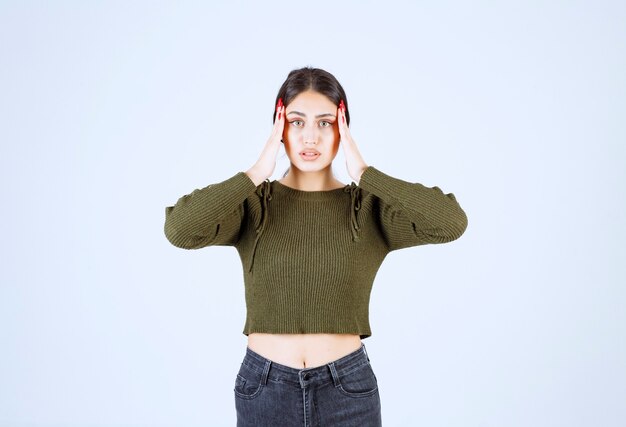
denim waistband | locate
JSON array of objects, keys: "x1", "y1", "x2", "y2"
[{"x1": 241, "y1": 342, "x2": 370, "y2": 388}]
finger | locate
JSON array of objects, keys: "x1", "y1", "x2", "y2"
[
  {"x1": 337, "y1": 109, "x2": 347, "y2": 152},
  {"x1": 273, "y1": 99, "x2": 285, "y2": 138},
  {"x1": 337, "y1": 106, "x2": 345, "y2": 136},
  {"x1": 278, "y1": 109, "x2": 285, "y2": 143},
  {"x1": 278, "y1": 105, "x2": 285, "y2": 133},
  {"x1": 339, "y1": 99, "x2": 345, "y2": 124},
  {"x1": 274, "y1": 98, "x2": 286, "y2": 125}
]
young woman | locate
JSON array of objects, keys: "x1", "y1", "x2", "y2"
[{"x1": 164, "y1": 67, "x2": 468, "y2": 426}]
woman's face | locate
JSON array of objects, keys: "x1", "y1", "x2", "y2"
[{"x1": 282, "y1": 90, "x2": 340, "y2": 172}]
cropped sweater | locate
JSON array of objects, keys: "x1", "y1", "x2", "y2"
[{"x1": 164, "y1": 166, "x2": 468, "y2": 339}]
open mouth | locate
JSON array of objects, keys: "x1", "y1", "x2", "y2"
[{"x1": 300, "y1": 152, "x2": 320, "y2": 160}]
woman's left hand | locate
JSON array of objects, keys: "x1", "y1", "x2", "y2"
[{"x1": 337, "y1": 101, "x2": 368, "y2": 184}]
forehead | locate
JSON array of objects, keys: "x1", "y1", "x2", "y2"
[{"x1": 287, "y1": 90, "x2": 335, "y2": 112}]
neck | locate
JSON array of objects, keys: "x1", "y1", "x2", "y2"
[{"x1": 280, "y1": 166, "x2": 344, "y2": 191}]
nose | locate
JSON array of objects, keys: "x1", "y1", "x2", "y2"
[{"x1": 303, "y1": 124, "x2": 318, "y2": 145}]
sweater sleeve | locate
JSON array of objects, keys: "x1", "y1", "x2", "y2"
[
  {"x1": 357, "y1": 166, "x2": 468, "y2": 252},
  {"x1": 164, "y1": 171, "x2": 258, "y2": 249}
]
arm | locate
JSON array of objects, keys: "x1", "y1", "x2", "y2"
[
  {"x1": 357, "y1": 166, "x2": 468, "y2": 252},
  {"x1": 164, "y1": 171, "x2": 258, "y2": 249}
]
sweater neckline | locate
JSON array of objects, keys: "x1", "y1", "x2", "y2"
[{"x1": 272, "y1": 179, "x2": 351, "y2": 200}]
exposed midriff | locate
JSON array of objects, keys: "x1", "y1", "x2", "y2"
[{"x1": 247, "y1": 333, "x2": 363, "y2": 369}]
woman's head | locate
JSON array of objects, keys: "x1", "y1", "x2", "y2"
[{"x1": 274, "y1": 67, "x2": 349, "y2": 178}]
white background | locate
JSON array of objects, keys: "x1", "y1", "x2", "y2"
[{"x1": 1, "y1": 1, "x2": 624, "y2": 426}]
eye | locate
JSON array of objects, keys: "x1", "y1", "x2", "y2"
[
  {"x1": 290, "y1": 120, "x2": 303, "y2": 127},
  {"x1": 320, "y1": 121, "x2": 331, "y2": 127}
]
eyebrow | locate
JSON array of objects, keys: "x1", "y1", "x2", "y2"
[{"x1": 286, "y1": 111, "x2": 337, "y2": 119}]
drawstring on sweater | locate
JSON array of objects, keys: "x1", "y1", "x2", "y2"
[
  {"x1": 344, "y1": 183, "x2": 362, "y2": 242},
  {"x1": 247, "y1": 180, "x2": 363, "y2": 273},
  {"x1": 248, "y1": 179, "x2": 272, "y2": 273}
]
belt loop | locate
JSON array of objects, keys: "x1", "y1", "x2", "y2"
[
  {"x1": 261, "y1": 360, "x2": 271, "y2": 385},
  {"x1": 327, "y1": 362, "x2": 341, "y2": 387},
  {"x1": 362, "y1": 343, "x2": 370, "y2": 361}
]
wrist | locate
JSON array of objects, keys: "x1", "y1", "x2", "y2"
[
  {"x1": 245, "y1": 167, "x2": 266, "y2": 187},
  {"x1": 356, "y1": 165, "x2": 369, "y2": 184}
]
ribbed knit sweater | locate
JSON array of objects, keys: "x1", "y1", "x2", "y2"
[{"x1": 164, "y1": 166, "x2": 468, "y2": 339}]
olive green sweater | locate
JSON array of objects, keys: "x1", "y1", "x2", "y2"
[{"x1": 164, "y1": 166, "x2": 467, "y2": 339}]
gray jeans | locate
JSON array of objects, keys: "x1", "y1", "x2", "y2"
[{"x1": 234, "y1": 342, "x2": 382, "y2": 426}]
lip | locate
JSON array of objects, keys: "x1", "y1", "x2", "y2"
[{"x1": 300, "y1": 150, "x2": 320, "y2": 161}]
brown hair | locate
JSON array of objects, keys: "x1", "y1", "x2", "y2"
[{"x1": 273, "y1": 66, "x2": 350, "y2": 126}]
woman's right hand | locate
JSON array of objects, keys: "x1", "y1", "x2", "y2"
[{"x1": 245, "y1": 98, "x2": 285, "y2": 186}]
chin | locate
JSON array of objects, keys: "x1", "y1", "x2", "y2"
[{"x1": 291, "y1": 160, "x2": 331, "y2": 172}]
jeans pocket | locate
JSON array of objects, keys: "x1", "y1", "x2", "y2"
[
  {"x1": 233, "y1": 362, "x2": 265, "y2": 400},
  {"x1": 337, "y1": 361, "x2": 379, "y2": 398}
]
